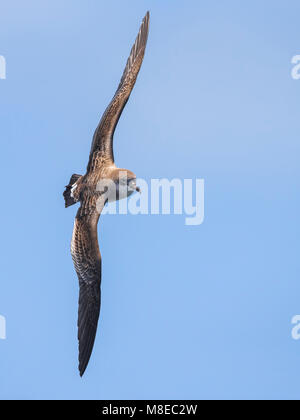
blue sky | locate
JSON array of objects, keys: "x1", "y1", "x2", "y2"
[{"x1": 0, "y1": 0, "x2": 300, "y2": 400}]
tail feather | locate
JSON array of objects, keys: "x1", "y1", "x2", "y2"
[{"x1": 63, "y1": 174, "x2": 81, "y2": 208}]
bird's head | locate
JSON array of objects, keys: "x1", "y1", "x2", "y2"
[{"x1": 110, "y1": 168, "x2": 140, "y2": 201}]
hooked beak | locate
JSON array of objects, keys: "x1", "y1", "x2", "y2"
[{"x1": 128, "y1": 179, "x2": 141, "y2": 194}]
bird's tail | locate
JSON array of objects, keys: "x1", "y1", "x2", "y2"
[{"x1": 63, "y1": 174, "x2": 82, "y2": 208}]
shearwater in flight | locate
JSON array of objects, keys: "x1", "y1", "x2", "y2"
[{"x1": 63, "y1": 12, "x2": 150, "y2": 376}]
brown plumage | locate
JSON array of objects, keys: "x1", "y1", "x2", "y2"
[{"x1": 63, "y1": 12, "x2": 150, "y2": 376}]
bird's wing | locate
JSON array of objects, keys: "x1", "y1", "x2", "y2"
[
  {"x1": 71, "y1": 200, "x2": 104, "y2": 376},
  {"x1": 87, "y1": 11, "x2": 150, "y2": 171}
]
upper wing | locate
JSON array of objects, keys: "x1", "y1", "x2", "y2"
[
  {"x1": 87, "y1": 11, "x2": 150, "y2": 171},
  {"x1": 71, "y1": 203, "x2": 103, "y2": 376}
]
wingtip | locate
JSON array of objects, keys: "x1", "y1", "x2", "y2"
[
  {"x1": 142, "y1": 11, "x2": 150, "y2": 41},
  {"x1": 142, "y1": 11, "x2": 149, "y2": 25},
  {"x1": 79, "y1": 364, "x2": 87, "y2": 377}
]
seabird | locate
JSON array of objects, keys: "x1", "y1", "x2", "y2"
[{"x1": 63, "y1": 12, "x2": 150, "y2": 376}]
